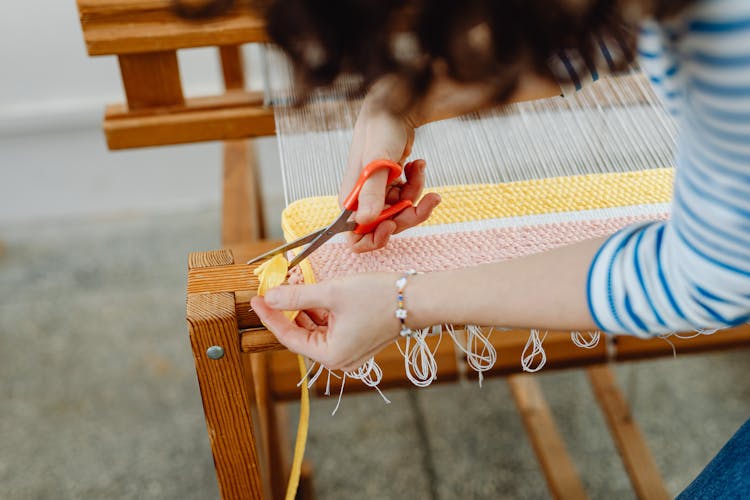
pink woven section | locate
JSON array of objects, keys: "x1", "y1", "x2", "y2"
[{"x1": 292, "y1": 213, "x2": 669, "y2": 283}]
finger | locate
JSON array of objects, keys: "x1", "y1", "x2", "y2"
[
  {"x1": 354, "y1": 169, "x2": 389, "y2": 225},
  {"x1": 351, "y1": 220, "x2": 396, "y2": 253},
  {"x1": 392, "y1": 193, "x2": 441, "y2": 234},
  {"x1": 340, "y1": 108, "x2": 369, "y2": 207},
  {"x1": 400, "y1": 159, "x2": 427, "y2": 203},
  {"x1": 264, "y1": 283, "x2": 331, "y2": 311},
  {"x1": 251, "y1": 296, "x2": 328, "y2": 359},
  {"x1": 295, "y1": 311, "x2": 319, "y2": 330},
  {"x1": 373, "y1": 220, "x2": 397, "y2": 248},
  {"x1": 305, "y1": 307, "x2": 329, "y2": 325},
  {"x1": 356, "y1": 112, "x2": 410, "y2": 224},
  {"x1": 351, "y1": 232, "x2": 375, "y2": 254},
  {"x1": 385, "y1": 183, "x2": 404, "y2": 205},
  {"x1": 346, "y1": 231, "x2": 365, "y2": 247}
]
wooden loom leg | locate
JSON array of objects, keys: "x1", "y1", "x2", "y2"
[
  {"x1": 218, "y1": 45, "x2": 278, "y2": 499},
  {"x1": 243, "y1": 352, "x2": 288, "y2": 500},
  {"x1": 187, "y1": 250, "x2": 264, "y2": 499},
  {"x1": 219, "y1": 45, "x2": 265, "y2": 246},
  {"x1": 508, "y1": 374, "x2": 588, "y2": 500},
  {"x1": 222, "y1": 139, "x2": 265, "y2": 246},
  {"x1": 219, "y1": 45, "x2": 246, "y2": 91},
  {"x1": 217, "y1": 44, "x2": 305, "y2": 499},
  {"x1": 118, "y1": 51, "x2": 184, "y2": 110},
  {"x1": 586, "y1": 366, "x2": 670, "y2": 500}
]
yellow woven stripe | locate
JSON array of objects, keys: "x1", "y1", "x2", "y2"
[{"x1": 282, "y1": 168, "x2": 674, "y2": 241}]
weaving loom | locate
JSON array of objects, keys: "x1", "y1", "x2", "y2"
[
  {"x1": 266, "y1": 49, "x2": 680, "y2": 386},
  {"x1": 73, "y1": 3, "x2": 750, "y2": 498},
  {"x1": 245, "y1": 51, "x2": 750, "y2": 498}
]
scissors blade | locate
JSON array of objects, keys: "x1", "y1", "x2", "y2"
[
  {"x1": 246, "y1": 229, "x2": 325, "y2": 265},
  {"x1": 288, "y1": 210, "x2": 356, "y2": 269}
]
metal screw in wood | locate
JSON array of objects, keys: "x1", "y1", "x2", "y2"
[{"x1": 206, "y1": 345, "x2": 225, "y2": 360}]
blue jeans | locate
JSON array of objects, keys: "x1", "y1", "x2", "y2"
[{"x1": 677, "y1": 417, "x2": 750, "y2": 499}]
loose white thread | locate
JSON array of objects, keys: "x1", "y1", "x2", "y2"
[
  {"x1": 396, "y1": 328, "x2": 439, "y2": 387},
  {"x1": 297, "y1": 360, "x2": 341, "y2": 390},
  {"x1": 347, "y1": 357, "x2": 391, "y2": 405},
  {"x1": 306, "y1": 363, "x2": 325, "y2": 387},
  {"x1": 675, "y1": 327, "x2": 718, "y2": 339},
  {"x1": 521, "y1": 329, "x2": 548, "y2": 372},
  {"x1": 324, "y1": 369, "x2": 335, "y2": 396},
  {"x1": 297, "y1": 359, "x2": 320, "y2": 387},
  {"x1": 659, "y1": 333, "x2": 678, "y2": 359},
  {"x1": 571, "y1": 330, "x2": 601, "y2": 349},
  {"x1": 446, "y1": 324, "x2": 497, "y2": 387},
  {"x1": 331, "y1": 373, "x2": 347, "y2": 416}
]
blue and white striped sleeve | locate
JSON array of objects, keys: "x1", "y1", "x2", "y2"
[{"x1": 587, "y1": 1, "x2": 750, "y2": 336}]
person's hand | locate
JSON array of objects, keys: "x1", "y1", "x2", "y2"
[
  {"x1": 251, "y1": 273, "x2": 405, "y2": 371},
  {"x1": 341, "y1": 85, "x2": 441, "y2": 253}
]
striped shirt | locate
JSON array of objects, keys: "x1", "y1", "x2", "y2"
[{"x1": 560, "y1": 0, "x2": 750, "y2": 336}]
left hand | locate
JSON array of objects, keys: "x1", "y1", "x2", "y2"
[{"x1": 251, "y1": 273, "x2": 403, "y2": 371}]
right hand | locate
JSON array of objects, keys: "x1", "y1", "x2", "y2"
[{"x1": 341, "y1": 87, "x2": 441, "y2": 253}]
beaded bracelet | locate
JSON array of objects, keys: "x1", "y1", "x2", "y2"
[{"x1": 395, "y1": 269, "x2": 419, "y2": 337}]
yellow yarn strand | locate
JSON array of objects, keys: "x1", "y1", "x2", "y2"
[
  {"x1": 253, "y1": 254, "x2": 310, "y2": 500},
  {"x1": 287, "y1": 354, "x2": 310, "y2": 500}
]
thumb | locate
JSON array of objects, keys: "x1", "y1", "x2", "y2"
[
  {"x1": 263, "y1": 283, "x2": 330, "y2": 311},
  {"x1": 354, "y1": 168, "x2": 389, "y2": 225},
  {"x1": 354, "y1": 111, "x2": 410, "y2": 224}
]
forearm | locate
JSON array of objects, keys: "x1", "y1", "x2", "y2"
[
  {"x1": 416, "y1": 70, "x2": 561, "y2": 125},
  {"x1": 408, "y1": 237, "x2": 605, "y2": 331},
  {"x1": 366, "y1": 70, "x2": 561, "y2": 129}
]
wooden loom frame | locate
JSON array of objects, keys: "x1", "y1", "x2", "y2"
[{"x1": 76, "y1": 2, "x2": 750, "y2": 498}]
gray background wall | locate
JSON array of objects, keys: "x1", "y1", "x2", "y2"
[{"x1": 0, "y1": 0, "x2": 283, "y2": 231}]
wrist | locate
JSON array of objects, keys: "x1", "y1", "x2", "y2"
[
  {"x1": 364, "y1": 77, "x2": 424, "y2": 129},
  {"x1": 399, "y1": 271, "x2": 441, "y2": 330}
]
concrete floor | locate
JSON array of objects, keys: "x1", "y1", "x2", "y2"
[{"x1": 1, "y1": 209, "x2": 749, "y2": 500}]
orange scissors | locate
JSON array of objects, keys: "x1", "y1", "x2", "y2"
[{"x1": 247, "y1": 159, "x2": 412, "y2": 269}]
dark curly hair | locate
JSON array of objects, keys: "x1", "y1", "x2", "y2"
[{"x1": 175, "y1": 0, "x2": 695, "y2": 105}]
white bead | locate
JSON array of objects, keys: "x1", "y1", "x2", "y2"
[
  {"x1": 400, "y1": 327, "x2": 412, "y2": 337},
  {"x1": 395, "y1": 277, "x2": 407, "y2": 290},
  {"x1": 395, "y1": 309, "x2": 408, "y2": 319}
]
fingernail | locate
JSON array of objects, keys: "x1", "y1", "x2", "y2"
[{"x1": 264, "y1": 288, "x2": 280, "y2": 306}]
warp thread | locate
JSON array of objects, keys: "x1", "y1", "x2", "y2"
[
  {"x1": 298, "y1": 357, "x2": 391, "y2": 415},
  {"x1": 445, "y1": 324, "x2": 497, "y2": 387},
  {"x1": 571, "y1": 330, "x2": 601, "y2": 349},
  {"x1": 396, "y1": 328, "x2": 440, "y2": 387},
  {"x1": 521, "y1": 329, "x2": 548, "y2": 373}
]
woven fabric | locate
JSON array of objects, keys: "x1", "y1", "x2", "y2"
[{"x1": 282, "y1": 168, "x2": 674, "y2": 284}]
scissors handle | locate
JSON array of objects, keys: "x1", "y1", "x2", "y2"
[
  {"x1": 342, "y1": 159, "x2": 412, "y2": 234},
  {"x1": 342, "y1": 159, "x2": 404, "y2": 211},
  {"x1": 352, "y1": 199, "x2": 412, "y2": 234}
]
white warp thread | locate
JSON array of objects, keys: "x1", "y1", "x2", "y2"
[
  {"x1": 396, "y1": 328, "x2": 440, "y2": 387},
  {"x1": 335, "y1": 358, "x2": 392, "y2": 415},
  {"x1": 446, "y1": 324, "x2": 497, "y2": 387},
  {"x1": 298, "y1": 358, "x2": 393, "y2": 415},
  {"x1": 521, "y1": 329, "x2": 548, "y2": 373},
  {"x1": 346, "y1": 357, "x2": 391, "y2": 407},
  {"x1": 571, "y1": 330, "x2": 601, "y2": 349},
  {"x1": 658, "y1": 334, "x2": 678, "y2": 359}
]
